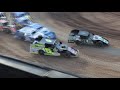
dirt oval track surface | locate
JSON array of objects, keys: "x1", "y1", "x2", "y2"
[{"x1": 1, "y1": 12, "x2": 120, "y2": 78}]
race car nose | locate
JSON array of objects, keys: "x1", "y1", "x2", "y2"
[{"x1": 75, "y1": 50, "x2": 79, "y2": 57}]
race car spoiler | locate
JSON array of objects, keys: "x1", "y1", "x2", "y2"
[{"x1": 0, "y1": 54, "x2": 81, "y2": 78}]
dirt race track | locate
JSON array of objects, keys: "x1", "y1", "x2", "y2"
[{"x1": 0, "y1": 12, "x2": 120, "y2": 78}]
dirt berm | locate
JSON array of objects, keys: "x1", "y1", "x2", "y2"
[{"x1": 0, "y1": 12, "x2": 120, "y2": 78}]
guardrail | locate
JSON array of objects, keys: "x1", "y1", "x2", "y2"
[{"x1": 0, "y1": 54, "x2": 80, "y2": 78}]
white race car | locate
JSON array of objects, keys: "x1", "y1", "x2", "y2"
[
  {"x1": 14, "y1": 23, "x2": 43, "y2": 40},
  {"x1": 15, "y1": 23, "x2": 57, "y2": 42},
  {"x1": 28, "y1": 27, "x2": 57, "y2": 42},
  {"x1": 11, "y1": 12, "x2": 31, "y2": 20}
]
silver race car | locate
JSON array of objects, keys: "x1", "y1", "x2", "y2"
[{"x1": 68, "y1": 28, "x2": 109, "y2": 47}]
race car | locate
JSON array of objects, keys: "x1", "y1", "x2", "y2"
[
  {"x1": 0, "y1": 12, "x2": 7, "y2": 20},
  {"x1": 0, "y1": 20, "x2": 16, "y2": 34},
  {"x1": 68, "y1": 28, "x2": 109, "y2": 47},
  {"x1": 14, "y1": 23, "x2": 43, "y2": 40},
  {"x1": 15, "y1": 23, "x2": 57, "y2": 42},
  {"x1": 30, "y1": 37, "x2": 79, "y2": 57},
  {"x1": 28, "y1": 27, "x2": 57, "y2": 42},
  {"x1": 13, "y1": 16, "x2": 32, "y2": 28},
  {"x1": 11, "y1": 12, "x2": 31, "y2": 20}
]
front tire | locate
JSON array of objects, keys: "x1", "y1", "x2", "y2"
[
  {"x1": 62, "y1": 51, "x2": 71, "y2": 58},
  {"x1": 95, "y1": 41, "x2": 104, "y2": 47},
  {"x1": 38, "y1": 50, "x2": 44, "y2": 55}
]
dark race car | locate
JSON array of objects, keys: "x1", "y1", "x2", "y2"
[{"x1": 68, "y1": 28, "x2": 109, "y2": 47}]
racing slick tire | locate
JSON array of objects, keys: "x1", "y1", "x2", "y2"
[
  {"x1": 21, "y1": 37, "x2": 25, "y2": 41},
  {"x1": 62, "y1": 51, "x2": 71, "y2": 58},
  {"x1": 38, "y1": 50, "x2": 44, "y2": 55},
  {"x1": 95, "y1": 41, "x2": 104, "y2": 47},
  {"x1": 3, "y1": 29, "x2": 11, "y2": 34},
  {"x1": 75, "y1": 41, "x2": 82, "y2": 45}
]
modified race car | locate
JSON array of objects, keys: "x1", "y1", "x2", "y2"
[
  {"x1": 15, "y1": 23, "x2": 57, "y2": 42},
  {"x1": 30, "y1": 38, "x2": 79, "y2": 57},
  {"x1": 0, "y1": 12, "x2": 7, "y2": 20},
  {"x1": 14, "y1": 23, "x2": 43, "y2": 40},
  {"x1": 13, "y1": 16, "x2": 32, "y2": 28},
  {"x1": 11, "y1": 12, "x2": 31, "y2": 20},
  {"x1": 0, "y1": 20, "x2": 16, "y2": 34},
  {"x1": 28, "y1": 27, "x2": 57, "y2": 42},
  {"x1": 68, "y1": 28, "x2": 109, "y2": 47}
]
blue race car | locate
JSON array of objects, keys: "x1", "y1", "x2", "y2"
[
  {"x1": 11, "y1": 12, "x2": 30, "y2": 19},
  {"x1": 14, "y1": 16, "x2": 32, "y2": 27},
  {"x1": 11, "y1": 12, "x2": 32, "y2": 28},
  {"x1": 29, "y1": 27, "x2": 57, "y2": 42}
]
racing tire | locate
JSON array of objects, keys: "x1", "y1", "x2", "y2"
[
  {"x1": 75, "y1": 41, "x2": 82, "y2": 45},
  {"x1": 3, "y1": 29, "x2": 11, "y2": 34},
  {"x1": 21, "y1": 37, "x2": 25, "y2": 41},
  {"x1": 38, "y1": 50, "x2": 44, "y2": 55},
  {"x1": 62, "y1": 51, "x2": 71, "y2": 58},
  {"x1": 95, "y1": 41, "x2": 104, "y2": 47}
]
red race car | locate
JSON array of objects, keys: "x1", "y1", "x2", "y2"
[{"x1": 0, "y1": 20, "x2": 16, "y2": 34}]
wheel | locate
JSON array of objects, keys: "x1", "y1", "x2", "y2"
[
  {"x1": 4, "y1": 29, "x2": 11, "y2": 34},
  {"x1": 62, "y1": 51, "x2": 71, "y2": 58},
  {"x1": 95, "y1": 41, "x2": 104, "y2": 47},
  {"x1": 21, "y1": 36, "x2": 25, "y2": 41},
  {"x1": 38, "y1": 50, "x2": 44, "y2": 55},
  {"x1": 75, "y1": 41, "x2": 82, "y2": 45}
]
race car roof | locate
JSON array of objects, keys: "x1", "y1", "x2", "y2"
[
  {"x1": 40, "y1": 38, "x2": 56, "y2": 45},
  {"x1": 78, "y1": 30, "x2": 90, "y2": 36},
  {"x1": 19, "y1": 27, "x2": 36, "y2": 34},
  {"x1": 30, "y1": 27, "x2": 54, "y2": 38},
  {"x1": 12, "y1": 12, "x2": 27, "y2": 17},
  {"x1": 28, "y1": 23, "x2": 43, "y2": 29},
  {"x1": 18, "y1": 23, "x2": 43, "y2": 33},
  {"x1": 31, "y1": 27, "x2": 56, "y2": 39},
  {"x1": 15, "y1": 16, "x2": 29, "y2": 22}
]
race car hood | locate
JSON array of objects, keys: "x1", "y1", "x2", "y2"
[
  {"x1": 67, "y1": 47, "x2": 79, "y2": 57},
  {"x1": 92, "y1": 35, "x2": 109, "y2": 44}
]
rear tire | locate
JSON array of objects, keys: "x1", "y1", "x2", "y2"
[
  {"x1": 21, "y1": 36, "x2": 25, "y2": 41},
  {"x1": 75, "y1": 41, "x2": 82, "y2": 45},
  {"x1": 38, "y1": 50, "x2": 44, "y2": 55},
  {"x1": 3, "y1": 29, "x2": 11, "y2": 34}
]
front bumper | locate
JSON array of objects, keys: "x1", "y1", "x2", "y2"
[{"x1": 71, "y1": 49, "x2": 79, "y2": 57}]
